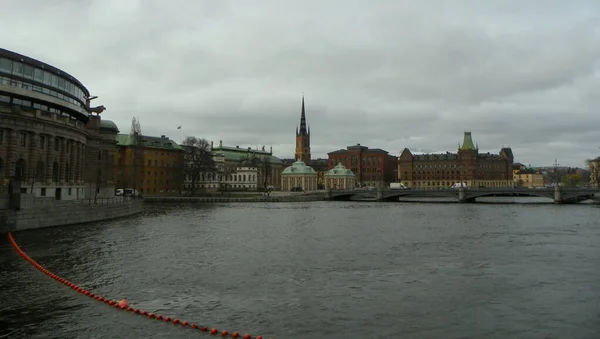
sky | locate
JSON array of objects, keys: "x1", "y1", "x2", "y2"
[{"x1": 1, "y1": 0, "x2": 599, "y2": 167}]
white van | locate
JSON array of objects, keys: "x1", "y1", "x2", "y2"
[{"x1": 450, "y1": 183, "x2": 468, "y2": 189}]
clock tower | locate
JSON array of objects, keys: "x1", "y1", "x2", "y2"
[{"x1": 295, "y1": 96, "x2": 311, "y2": 164}]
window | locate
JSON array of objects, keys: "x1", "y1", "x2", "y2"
[
  {"x1": 34, "y1": 68, "x2": 43, "y2": 81},
  {"x1": 54, "y1": 138, "x2": 60, "y2": 151},
  {"x1": 11, "y1": 61, "x2": 23, "y2": 75},
  {"x1": 0, "y1": 130, "x2": 3, "y2": 145},
  {"x1": 20, "y1": 132, "x2": 27, "y2": 147},
  {"x1": 43, "y1": 71, "x2": 51, "y2": 85},
  {"x1": 23, "y1": 64, "x2": 34, "y2": 79},
  {"x1": 0, "y1": 94, "x2": 9, "y2": 103},
  {"x1": 0, "y1": 58, "x2": 11, "y2": 73},
  {"x1": 39, "y1": 135, "x2": 45, "y2": 149}
]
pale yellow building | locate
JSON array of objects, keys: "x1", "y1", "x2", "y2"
[
  {"x1": 324, "y1": 163, "x2": 356, "y2": 189},
  {"x1": 513, "y1": 167, "x2": 544, "y2": 188},
  {"x1": 281, "y1": 160, "x2": 317, "y2": 191}
]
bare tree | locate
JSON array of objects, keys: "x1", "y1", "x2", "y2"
[
  {"x1": 249, "y1": 156, "x2": 272, "y2": 194},
  {"x1": 129, "y1": 117, "x2": 143, "y2": 197},
  {"x1": 182, "y1": 136, "x2": 216, "y2": 196}
]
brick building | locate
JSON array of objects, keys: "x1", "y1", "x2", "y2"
[
  {"x1": 327, "y1": 144, "x2": 397, "y2": 187},
  {"x1": 0, "y1": 48, "x2": 117, "y2": 200},
  {"x1": 398, "y1": 132, "x2": 514, "y2": 188}
]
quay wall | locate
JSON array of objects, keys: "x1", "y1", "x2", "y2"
[
  {"x1": 0, "y1": 194, "x2": 143, "y2": 232},
  {"x1": 144, "y1": 194, "x2": 326, "y2": 203}
]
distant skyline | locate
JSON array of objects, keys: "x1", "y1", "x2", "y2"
[{"x1": 1, "y1": 0, "x2": 599, "y2": 167}]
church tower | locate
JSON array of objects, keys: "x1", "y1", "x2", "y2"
[{"x1": 295, "y1": 96, "x2": 311, "y2": 164}]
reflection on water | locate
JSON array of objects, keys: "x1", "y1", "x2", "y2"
[{"x1": 1, "y1": 201, "x2": 600, "y2": 339}]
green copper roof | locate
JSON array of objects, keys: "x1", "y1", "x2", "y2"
[
  {"x1": 116, "y1": 134, "x2": 183, "y2": 150},
  {"x1": 282, "y1": 161, "x2": 317, "y2": 175},
  {"x1": 325, "y1": 163, "x2": 355, "y2": 177},
  {"x1": 212, "y1": 146, "x2": 282, "y2": 165},
  {"x1": 459, "y1": 132, "x2": 477, "y2": 151},
  {"x1": 99, "y1": 119, "x2": 119, "y2": 132}
]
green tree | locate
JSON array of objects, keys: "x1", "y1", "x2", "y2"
[
  {"x1": 561, "y1": 173, "x2": 582, "y2": 187},
  {"x1": 182, "y1": 136, "x2": 216, "y2": 196}
]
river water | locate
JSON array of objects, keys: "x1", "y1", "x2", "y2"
[{"x1": 1, "y1": 201, "x2": 599, "y2": 339}]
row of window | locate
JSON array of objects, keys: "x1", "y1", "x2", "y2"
[
  {"x1": 0, "y1": 129, "x2": 80, "y2": 152},
  {"x1": 0, "y1": 75, "x2": 84, "y2": 109},
  {"x1": 0, "y1": 92, "x2": 85, "y2": 125},
  {"x1": 0, "y1": 58, "x2": 87, "y2": 103}
]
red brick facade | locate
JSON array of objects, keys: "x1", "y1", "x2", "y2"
[{"x1": 327, "y1": 144, "x2": 397, "y2": 187}]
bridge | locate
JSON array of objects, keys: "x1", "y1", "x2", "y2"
[{"x1": 325, "y1": 187, "x2": 600, "y2": 204}]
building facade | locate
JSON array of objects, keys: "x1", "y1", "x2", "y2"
[
  {"x1": 398, "y1": 132, "x2": 514, "y2": 188},
  {"x1": 0, "y1": 48, "x2": 117, "y2": 200},
  {"x1": 588, "y1": 157, "x2": 600, "y2": 188},
  {"x1": 211, "y1": 141, "x2": 283, "y2": 190},
  {"x1": 327, "y1": 144, "x2": 397, "y2": 187},
  {"x1": 114, "y1": 133, "x2": 184, "y2": 196},
  {"x1": 513, "y1": 165, "x2": 544, "y2": 188},
  {"x1": 281, "y1": 160, "x2": 317, "y2": 191},
  {"x1": 295, "y1": 96, "x2": 311, "y2": 164},
  {"x1": 324, "y1": 163, "x2": 356, "y2": 189}
]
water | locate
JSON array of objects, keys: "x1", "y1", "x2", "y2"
[{"x1": 1, "y1": 201, "x2": 600, "y2": 339}]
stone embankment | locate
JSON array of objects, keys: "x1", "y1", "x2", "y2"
[
  {"x1": 144, "y1": 192, "x2": 326, "y2": 203},
  {"x1": 0, "y1": 194, "x2": 143, "y2": 232}
]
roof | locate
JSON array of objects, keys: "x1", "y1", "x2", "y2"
[
  {"x1": 116, "y1": 133, "x2": 183, "y2": 150},
  {"x1": 325, "y1": 163, "x2": 355, "y2": 177},
  {"x1": 459, "y1": 132, "x2": 477, "y2": 151},
  {"x1": 212, "y1": 145, "x2": 282, "y2": 164},
  {"x1": 99, "y1": 119, "x2": 119, "y2": 132},
  {"x1": 328, "y1": 144, "x2": 391, "y2": 156},
  {"x1": 282, "y1": 161, "x2": 317, "y2": 175}
]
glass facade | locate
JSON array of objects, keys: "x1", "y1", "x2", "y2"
[
  {"x1": 0, "y1": 55, "x2": 90, "y2": 121},
  {"x1": 0, "y1": 57, "x2": 87, "y2": 108}
]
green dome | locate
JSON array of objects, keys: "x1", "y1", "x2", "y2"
[
  {"x1": 325, "y1": 163, "x2": 355, "y2": 177},
  {"x1": 282, "y1": 161, "x2": 316, "y2": 175}
]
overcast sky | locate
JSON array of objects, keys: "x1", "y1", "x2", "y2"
[{"x1": 2, "y1": 0, "x2": 599, "y2": 167}]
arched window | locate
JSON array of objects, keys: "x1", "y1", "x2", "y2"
[
  {"x1": 65, "y1": 163, "x2": 70, "y2": 182},
  {"x1": 14, "y1": 158, "x2": 26, "y2": 180},
  {"x1": 52, "y1": 161, "x2": 59, "y2": 182},
  {"x1": 36, "y1": 161, "x2": 45, "y2": 182}
]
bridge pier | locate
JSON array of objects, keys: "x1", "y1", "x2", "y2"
[
  {"x1": 325, "y1": 189, "x2": 332, "y2": 200},
  {"x1": 458, "y1": 187, "x2": 466, "y2": 203},
  {"x1": 554, "y1": 186, "x2": 562, "y2": 204},
  {"x1": 376, "y1": 188, "x2": 383, "y2": 201}
]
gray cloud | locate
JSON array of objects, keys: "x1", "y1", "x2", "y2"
[{"x1": 2, "y1": 0, "x2": 599, "y2": 167}]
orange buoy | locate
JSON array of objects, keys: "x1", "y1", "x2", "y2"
[{"x1": 117, "y1": 299, "x2": 128, "y2": 308}]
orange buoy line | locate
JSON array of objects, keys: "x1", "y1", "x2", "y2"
[{"x1": 7, "y1": 232, "x2": 274, "y2": 339}]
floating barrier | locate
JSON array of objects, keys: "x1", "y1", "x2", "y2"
[{"x1": 7, "y1": 232, "x2": 273, "y2": 339}]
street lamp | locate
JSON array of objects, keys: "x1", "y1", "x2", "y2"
[{"x1": 553, "y1": 159, "x2": 560, "y2": 187}]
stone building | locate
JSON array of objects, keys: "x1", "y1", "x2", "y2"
[
  {"x1": 0, "y1": 48, "x2": 117, "y2": 200},
  {"x1": 324, "y1": 163, "x2": 356, "y2": 189},
  {"x1": 327, "y1": 144, "x2": 397, "y2": 187},
  {"x1": 281, "y1": 160, "x2": 317, "y2": 191},
  {"x1": 588, "y1": 157, "x2": 600, "y2": 188},
  {"x1": 114, "y1": 133, "x2": 184, "y2": 196},
  {"x1": 211, "y1": 141, "x2": 283, "y2": 190},
  {"x1": 398, "y1": 132, "x2": 514, "y2": 188}
]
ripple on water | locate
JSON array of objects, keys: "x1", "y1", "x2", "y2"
[{"x1": 1, "y1": 201, "x2": 600, "y2": 339}]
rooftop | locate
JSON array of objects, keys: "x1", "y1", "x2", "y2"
[{"x1": 116, "y1": 133, "x2": 183, "y2": 150}]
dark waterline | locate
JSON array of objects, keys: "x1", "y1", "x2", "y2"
[{"x1": 1, "y1": 201, "x2": 600, "y2": 339}]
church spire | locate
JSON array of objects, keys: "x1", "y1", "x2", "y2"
[{"x1": 297, "y1": 95, "x2": 308, "y2": 136}]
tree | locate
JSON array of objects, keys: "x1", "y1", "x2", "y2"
[
  {"x1": 561, "y1": 173, "x2": 582, "y2": 187},
  {"x1": 129, "y1": 117, "x2": 143, "y2": 198},
  {"x1": 249, "y1": 155, "x2": 273, "y2": 194},
  {"x1": 182, "y1": 136, "x2": 216, "y2": 196}
]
